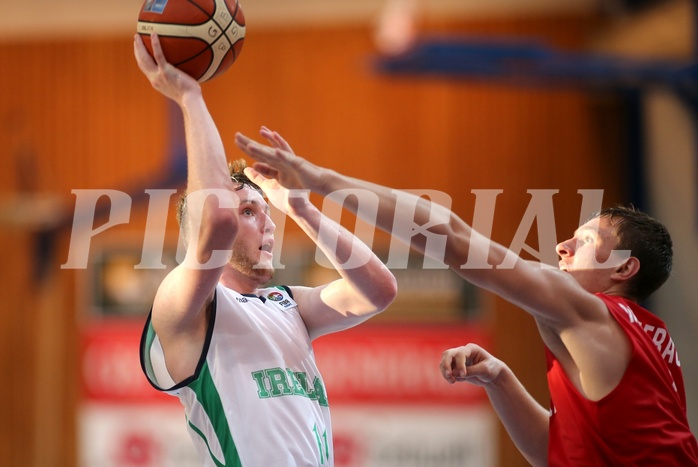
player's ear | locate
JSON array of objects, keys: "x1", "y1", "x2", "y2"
[{"x1": 612, "y1": 256, "x2": 640, "y2": 282}]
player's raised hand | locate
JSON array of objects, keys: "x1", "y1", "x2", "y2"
[
  {"x1": 243, "y1": 166, "x2": 310, "y2": 216},
  {"x1": 260, "y1": 126, "x2": 295, "y2": 153},
  {"x1": 235, "y1": 130, "x2": 326, "y2": 194},
  {"x1": 133, "y1": 33, "x2": 200, "y2": 101},
  {"x1": 440, "y1": 343, "x2": 504, "y2": 387}
]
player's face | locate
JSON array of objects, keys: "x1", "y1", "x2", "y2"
[
  {"x1": 228, "y1": 186, "x2": 276, "y2": 282},
  {"x1": 555, "y1": 216, "x2": 625, "y2": 293}
]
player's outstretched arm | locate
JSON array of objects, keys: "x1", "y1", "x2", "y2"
[
  {"x1": 235, "y1": 129, "x2": 471, "y2": 267},
  {"x1": 441, "y1": 344, "x2": 549, "y2": 467},
  {"x1": 234, "y1": 129, "x2": 593, "y2": 327}
]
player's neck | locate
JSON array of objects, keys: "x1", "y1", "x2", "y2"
[{"x1": 220, "y1": 266, "x2": 265, "y2": 295}]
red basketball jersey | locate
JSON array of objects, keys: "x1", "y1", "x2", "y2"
[{"x1": 546, "y1": 294, "x2": 698, "y2": 466}]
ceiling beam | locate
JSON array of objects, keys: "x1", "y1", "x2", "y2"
[{"x1": 0, "y1": 0, "x2": 598, "y2": 41}]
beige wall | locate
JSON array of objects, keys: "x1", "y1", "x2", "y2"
[{"x1": 644, "y1": 89, "x2": 698, "y2": 433}]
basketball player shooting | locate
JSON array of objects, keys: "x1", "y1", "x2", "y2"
[{"x1": 133, "y1": 33, "x2": 397, "y2": 466}]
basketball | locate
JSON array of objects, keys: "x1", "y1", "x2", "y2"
[{"x1": 137, "y1": 0, "x2": 245, "y2": 83}]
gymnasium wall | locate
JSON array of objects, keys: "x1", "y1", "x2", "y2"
[
  {"x1": 0, "y1": 14, "x2": 628, "y2": 466},
  {"x1": 643, "y1": 89, "x2": 698, "y2": 440}
]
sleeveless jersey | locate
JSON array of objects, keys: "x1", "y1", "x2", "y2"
[
  {"x1": 546, "y1": 293, "x2": 698, "y2": 466},
  {"x1": 140, "y1": 284, "x2": 334, "y2": 467}
]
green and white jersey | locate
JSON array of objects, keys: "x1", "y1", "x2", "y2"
[{"x1": 140, "y1": 283, "x2": 334, "y2": 467}]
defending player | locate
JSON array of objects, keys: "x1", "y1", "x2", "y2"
[{"x1": 235, "y1": 128, "x2": 698, "y2": 466}]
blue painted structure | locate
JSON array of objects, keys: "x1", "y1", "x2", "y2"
[{"x1": 375, "y1": 33, "x2": 698, "y2": 213}]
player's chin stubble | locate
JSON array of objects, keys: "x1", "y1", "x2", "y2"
[{"x1": 229, "y1": 247, "x2": 275, "y2": 283}]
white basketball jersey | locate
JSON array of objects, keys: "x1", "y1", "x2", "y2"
[{"x1": 140, "y1": 283, "x2": 334, "y2": 466}]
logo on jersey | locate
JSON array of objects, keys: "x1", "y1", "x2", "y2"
[
  {"x1": 267, "y1": 291, "x2": 283, "y2": 301},
  {"x1": 264, "y1": 288, "x2": 296, "y2": 311}
]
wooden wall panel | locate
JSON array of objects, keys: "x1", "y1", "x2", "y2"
[
  {"x1": 0, "y1": 13, "x2": 626, "y2": 466},
  {"x1": 0, "y1": 230, "x2": 34, "y2": 465}
]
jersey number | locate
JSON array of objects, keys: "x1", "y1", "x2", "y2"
[{"x1": 313, "y1": 424, "x2": 330, "y2": 464}]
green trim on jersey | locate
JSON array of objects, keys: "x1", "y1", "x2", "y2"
[
  {"x1": 188, "y1": 361, "x2": 243, "y2": 467},
  {"x1": 143, "y1": 324, "x2": 157, "y2": 382}
]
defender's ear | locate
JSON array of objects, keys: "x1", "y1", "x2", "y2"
[{"x1": 611, "y1": 256, "x2": 640, "y2": 282}]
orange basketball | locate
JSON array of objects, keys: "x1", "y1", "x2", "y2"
[{"x1": 137, "y1": 0, "x2": 245, "y2": 83}]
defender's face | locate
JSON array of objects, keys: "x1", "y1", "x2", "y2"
[{"x1": 555, "y1": 216, "x2": 625, "y2": 292}]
